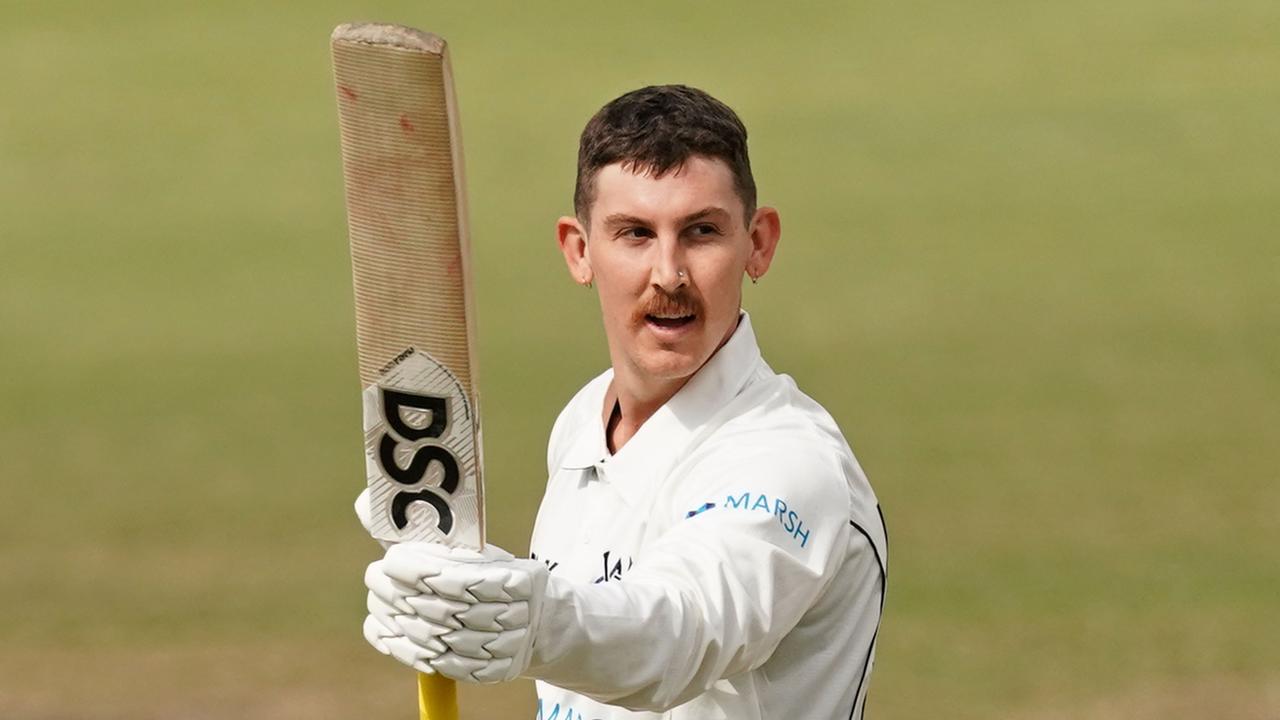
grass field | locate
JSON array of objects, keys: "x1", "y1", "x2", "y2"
[{"x1": 2, "y1": 1, "x2": 1277, "y2": 718}]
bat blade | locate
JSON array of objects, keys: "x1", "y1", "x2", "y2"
[{"x1": 331, "y1": 22, "x2": 485, "y2": 550}]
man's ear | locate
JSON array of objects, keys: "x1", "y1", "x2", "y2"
[
  {"x1": 557, "y1": 215, "x2": 593, "y2": 287},
  {"x1": 746, "y1": 207, "x2": 781, "y2": 281}
]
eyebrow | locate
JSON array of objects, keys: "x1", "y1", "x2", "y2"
[
  {"x1": 679, "y1": 207, "x2": 731, "y2": 225},
  {"x1": 601, "y1": 207, "x2": 732, "y2": 229}
]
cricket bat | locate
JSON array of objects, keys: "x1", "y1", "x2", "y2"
[{"x1": 330, "y1": 23, "x2": 485, "y2": 720}]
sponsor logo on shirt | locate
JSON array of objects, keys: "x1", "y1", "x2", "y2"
[
  {"x1": 529, "y1": 551, "x2": 560, "y2": 573},
  {"x1": 529, "y1": 550, "x2": 633, "y2": 584},
  {"x1": 687, "y1": 492, "x2": 811, "y2": 548},
  {"x1": 537, "y1": 699, "x2": 603, "y2": 720},
  {"x1": 685, "y1": 501, "x2": 716, "y2": 518},
  {"x1": 592, "y1": 550, "x2": 632, "y2": 584}
]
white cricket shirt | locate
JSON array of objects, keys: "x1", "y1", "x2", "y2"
[{"x1": 526, "y1": 313, "x2": 887, "y2": 720}]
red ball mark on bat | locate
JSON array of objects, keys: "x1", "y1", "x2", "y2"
[
  {"x1": 338, "y1": 84, "x2": 358, "y2": 101},
  {"x1": 447, "y1": 250, "x2": 462, "y2": 277},
  {"x1": 399, "y1": 114, "x2": 415, "y2": 133}
]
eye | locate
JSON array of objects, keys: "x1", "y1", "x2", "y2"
[
  {"x1": 690, "y1": 223, "x2": 721, "y2": 238},
  {"x1": 618, "y1": 226, "x2": 654, "y2": 241}
]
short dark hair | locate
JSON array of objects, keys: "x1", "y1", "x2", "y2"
[{"x1": 573, "y1": 85, "x2": 756, "y2": 223}]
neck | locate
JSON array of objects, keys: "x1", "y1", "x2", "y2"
[{"x1": 602, "y1": 313, "x2": 744, "y2": 453}]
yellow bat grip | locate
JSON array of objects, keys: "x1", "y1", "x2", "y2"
[{"x1": 418, "y1": 672, "x2": 459, "y2": 720}]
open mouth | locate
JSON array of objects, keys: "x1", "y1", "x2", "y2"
[
  {"x1": 638, "y1": 290, "x2": 701, "y2": 334},
  {"x1": 646, "y1": 313, "x2": 696, "y2": 329}
]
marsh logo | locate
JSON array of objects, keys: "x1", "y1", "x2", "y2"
[
  {"x1": 688, "y1": 492, "x2": 812, "y2": 548},
  {"x1": 376, "y1": 388, "x2": 458, "y2": 534},
  {"x1": 686, "y1": 502, "x2": 716, "y2": 518}
]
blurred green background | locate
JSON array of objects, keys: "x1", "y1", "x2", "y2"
[{"x1": 2, "y1": 1, "x2": 1277, "y2": 718}]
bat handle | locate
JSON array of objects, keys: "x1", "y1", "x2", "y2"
[{"x1": 418, "y1": 672, "x2": 459, "y2": 720}]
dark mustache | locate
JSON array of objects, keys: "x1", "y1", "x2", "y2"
[{"x1": 636, "y1": 289, "x2": 701, "y2": 320}]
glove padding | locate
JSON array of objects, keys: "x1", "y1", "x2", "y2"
[
  {"x1": 363, "y1": 541, "x2": 548, "y2": 683},
  {"x1": 353, "y1": 488, "x2": 392, "y2": 549}
]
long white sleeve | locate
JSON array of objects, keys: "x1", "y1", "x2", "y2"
[{"x1": 527, "y1": 449, "x2": 858, "y2": 711}]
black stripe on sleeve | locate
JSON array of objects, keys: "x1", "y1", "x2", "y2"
[{"x1": 847, "y1": 505, "x2": 888, "y2": 720}]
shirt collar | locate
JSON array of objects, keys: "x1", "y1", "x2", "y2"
[
  {"x1": 559, "y1": 312, "x2": 764, "y2": 505},
  {"x1": 559, "y1": 375, "x2": 612, "y2": 471}
]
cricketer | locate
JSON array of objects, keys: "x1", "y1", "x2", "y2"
[{"x1": 361, "y1": 85, "x2": 888, "y2": 719}]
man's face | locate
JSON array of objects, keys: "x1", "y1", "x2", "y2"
[{"x1": 566, "y1": 156, "x2": 772, "y2": 390}]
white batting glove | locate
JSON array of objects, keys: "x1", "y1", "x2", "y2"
[
  {"x1": 364, "y1": 580, "x2": 448, "y2": 672},
  {"x1": 363, "y1": 541, "x2": 548, "y2": 684},
  {"x1": 353, "y1": 488, "x2": 392, "y2": 549}
]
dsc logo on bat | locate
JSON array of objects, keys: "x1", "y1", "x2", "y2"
[{"x1": 376, "y1": 387, "x2": 459, "y2": 535}]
